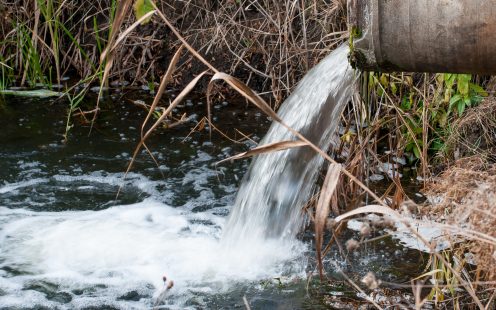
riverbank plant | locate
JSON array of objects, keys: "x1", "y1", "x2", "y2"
[
  {"x1": 0, "y1": 0, "x2": 347, "y2": 99},
  {"x1": 333, "y1": 66, "x2": 494, "y2": 307}
]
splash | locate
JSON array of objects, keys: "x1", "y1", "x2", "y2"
[{"x1": 0, "y1": 171, "x2": 307, "y2": 309}]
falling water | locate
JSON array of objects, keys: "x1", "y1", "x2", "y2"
[{"x1": 223, "y1": 44, "x2": 355, "y2": 245}]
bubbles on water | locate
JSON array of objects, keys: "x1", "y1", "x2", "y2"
[
  {"x1": 0, "y1": 101, "x2": 306, "y2": 308},
  {"x1": 0, "y1": 198, "x2": 306, "y2": 309}
]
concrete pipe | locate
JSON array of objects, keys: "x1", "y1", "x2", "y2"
[{"x1": 347, "y1": 0, "x2": 496, "y2": 74}]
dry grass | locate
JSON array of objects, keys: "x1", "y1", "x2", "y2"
[
  {"x1": 1, "y1": 0, "x2": 348, "y2": 105},
  {"x1": 425, "y1": 156, "x2": 496, "y2": 281},
  {"x1": 159, "y1": 0, "x2": 348, "y2": 102},
  {"x1": 445, "y1": 98, "x2": 496, "y2": 162},
  {"x1": 421, "y1": 99, "x2": 496, "y2": 285},
  {"x1": 4, "y1": 2, "x2": 495, "y2": 308}
]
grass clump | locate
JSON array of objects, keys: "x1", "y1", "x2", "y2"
[
  {"x1": 425, "y1": 156, "x2": 496, "y2": 280},
  {"x1": 415, "y1": 155, "x2": 496, "y2": 309},
  {"x1": 444, "y1": 98, "x2": 496, "y2": 162},
  {"x1": 0, "y1": 0, "x2": 348, "y2": 103}
]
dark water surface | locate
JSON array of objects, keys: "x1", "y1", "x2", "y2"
[{"x1": 0, "y1": 93, "x2": 424, "y2": 309}]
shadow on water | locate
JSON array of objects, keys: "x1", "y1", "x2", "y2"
[{"x1": 0, "y1": 91, "x2": 426, "y2": 309}]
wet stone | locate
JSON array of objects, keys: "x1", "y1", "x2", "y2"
[
  {"x1": 1, "y1": 266, "x2": 27, "y2": 277},
  {"x1": 72, "y1": 288, "x2": 84, "y2": 295},
  {"x1": 23, "y1": 281, "x2": 73, "y2": 303},
  {"x1": 24, "y1": 281, "x2": 59, "y2": 295},
  {"x1": 117, "y1": 290, "x2": 146, "y2": 301},
  {"x1": 51, "y1": 292, "x2": 73, "y2": 303}
]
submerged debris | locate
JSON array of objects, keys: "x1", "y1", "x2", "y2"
[
  {"x1": 326, "y1": 218, "x2": 337, "y2": 231},
  {"x1": 346, "y1": 239, "x2": 360, "y2": 252},
  {"x1": 154, "y1": 275, "x2": 174, "y2": 307},
  {"x1": 370, "y1": 215, "x2": 395, "y2": 230},
  {"x1": 0, "y1": 89, "x2": 64, "y2": 98},
  {"x1": 361, "y1": 272, "x2": 381, "y2": 290},
  {"x1": 359, "y1": 222, "x2": 371, "y2": 237}
]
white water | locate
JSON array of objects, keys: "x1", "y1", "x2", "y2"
[
  {"x1": 0, "y1": 173, "x2": 306, "y2": 309},
  {"x1": 0, "y1": 45, "x2": 354, "y2": 309},
  {"x1": 224, "y1": 45, "x2": 354, "y2": 244}
]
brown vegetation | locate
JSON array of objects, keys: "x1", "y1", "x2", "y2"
[
  {"x1": 445, "y1": 98, "x2": 496, "y2": 162},
  {"x1": 0, "y1": 0, "x2": 348, "y2": 104},
  {"x1": 2, "y1": 1, "x2": 495, "y2": 308},
  {"x1": 425, "y1": 99, "x2": 496, "y2": 283},
  {"x1": 425, "y1": 155, "x2": 496, "y2": 281}
]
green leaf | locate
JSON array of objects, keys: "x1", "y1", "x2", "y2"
[
  {"x1": 449, "y1": 94, "x2": 461, "y2": 110},
  {"x1": 457, "y1": 74, "x2": 471, "y2": 96},
  {"x1": 469, "y1": 83, "x2": 488, "y2": 97},
  {"x1": 390, "y1": 82, "x2": 397, "y2": 95},
  {"x1": 457, "y1": 101, "x2": 466, "y2": 117},
  {"x1": 134, "y1": 0, "x2": 155, "y2": 24},
  {"x1": 444, "y1": 73, "x2": 454, "y2": 84},
  {"x1": 431, "y1": 139, "x2": 444, "y2": 151},
  {"x1": 413, "y1": 126, "x2": 423, "y2": 135},
  {"x1": 379, "y1": 74, "x2": 388, "y2": 87},
  {"x1": 473, "y1": 95, "x2": 483, "y2": 105},
  {"x1": 377, "y1": 87, "x2": 384, "y2": 97},
  {"x1": 401, "y1": 96, "x2": 411, "y2": 111},
  {"x1": 405, "y1": 142, "x2": 413, "y2": 152},
  {"x1": 444, "y1": 74, "x2": 455, "y2": 92},
  {"x1": 413, "y1": 145, "x2": 421, "y2": 159},
  {"x1": 438, "y1": 111, "x2": 448, "y2": 128}
]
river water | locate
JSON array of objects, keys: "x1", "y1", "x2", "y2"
[
  {"x1": 0, "y1": 74, "x2": 425, "y2": 309},
  {"x1": 0, "y1": 92, "x2": 312, "y2": 309}
]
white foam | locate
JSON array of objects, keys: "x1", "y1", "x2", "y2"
[
  {"x1": 52, "y1": 171, "x2": 160, "y2": 196},
  {"x1": 0, "y1": 178, "x2": 48, "y2": 194},
  {"x1": 0, "y1": 199, "x2": 306, "y2": 308},
  {"x1": 347, "y1": 215, "x2": 452, "y2": 253}
]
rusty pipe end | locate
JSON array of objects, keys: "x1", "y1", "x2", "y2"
[
  {"x1": 347, "y1": 0, "x2": 496, "y2": 74},
  {"x1": 347, "y1": 0, "x2": 380, "y2": 71}
]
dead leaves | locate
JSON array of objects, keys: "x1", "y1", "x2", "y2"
[
  {"x1": 315, "y1": 163, "x2": 342, "y2": 280},
  {"x1": 217, "y1": 140, "x2": 309, "y2": 165}
]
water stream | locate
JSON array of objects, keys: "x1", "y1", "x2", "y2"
[
  {"x1": 223, "y1": 45, "x2": 354, "y2": 245},
  {"x1": 0, "y1": 46, "x2": 423, "y2": 309}
]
